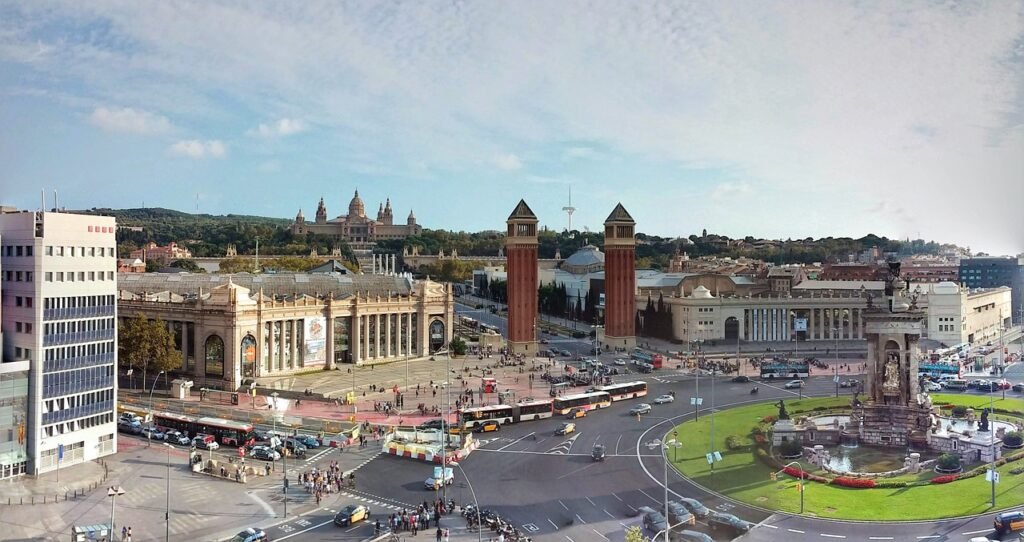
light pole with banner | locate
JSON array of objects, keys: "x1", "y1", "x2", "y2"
[
  {"x1": 107, "y1": 486, "x2": 126, "y2": 533},
  {"x1": 148, "y1": 370, "x2": 166, "y2": 447}
]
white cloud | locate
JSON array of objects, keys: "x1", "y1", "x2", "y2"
[
  {"x1": 168, "y1": 139, "x2": 226, "y2": 159},
  {"x1": 88, "y1": 106, "x2": 172, "y2": 135},
  {"x1": 247, "y1": 117, "x2": 308, "y2": 138},
  {"x1": 493, "y1": 153, "x2": 523, "y2": 170},
  {"x1": 710, "y1": 182, "x2": 752, "y2": 200}
]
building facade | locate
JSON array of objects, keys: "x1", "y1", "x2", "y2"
[
  {"x1": 505, "y1": 200, "x2": 539, "y2": 355},
  {"x1": 291, "y1": 191, "x2": 421, "y2": 247},
  {"x1": 0, "y1": 210, "x2": 119, "y2": 477},
  {"x1": 128, "y1": 241, "x2": 192, "y2": 265},
  {"x1": 924, "y1": 282, "x2": 1012, "y2": 345},
  {"x1": 603, "y1": 204, "x2": 636, "y2": 348},
  {"x1": 116, "y1": 273, "x2": 453, "y2": 390},
  {"x1": 959, "y1": 257, "x2": 1023, "y2": 323}
]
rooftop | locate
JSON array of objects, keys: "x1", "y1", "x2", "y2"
[{"x1": 117, "y1": 272, "x2": 413, "y2": 300}]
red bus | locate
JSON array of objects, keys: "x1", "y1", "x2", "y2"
[{"x1": 152, "y1": 412, "x2": 256, "y2": 447}]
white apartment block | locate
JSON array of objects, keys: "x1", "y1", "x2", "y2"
[
  {"x1": 0, "y1": 210, "x2": 118, "y2": 475},
  {"x1": 924, "y1": 281, "x2": 1012, "y2": 346}
]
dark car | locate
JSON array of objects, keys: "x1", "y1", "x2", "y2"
[
  {"x1": 249, "y1": 446, "x2": 280, "y2": 462},
  {"x1": 418, "y1": 419, "x2": 445, "y2": 430},
  {"x1": 673, "y1": 498, "x2": 710, "y2": 519},
  {"x1": 283, "y1": 439, "x2": 307, "y2": 458},
  {"x1": 666, "y1": 501, "x2": 695, "y2": 526},
  {"x1": 230, "y1": 528, "x2": 268, "y2": 542},
  {"x1": 707, "y1": 511, "x2": 753, "y2": 535},
  {"x1": 629, "y1": 403, "x2": 652, "y2": 416},
  {"x1": 253, "y1": 430, "x2": 273, "y2": 442},
  {"x1": 1012, "y1": 382, "x2": 1024, "y2": 392},
  {"x1": 592, "y1": 444, "x2": 606, "y2": 462},
  {"x1": 637, "y1": 506, "x2": 668, "y2": 533},
  {"x1": 731, "y1": 375, "x2": 750, "y2": 383},
  {"x1": 676, "y1": 531, "x2": 714, "y2": 542},
  {"x1": 993, "y1": 510, "x2": 1024, "y2": 534},
  {"x1": 334, "y1": 504, "x2": 369, "y2": 526},
  {"x1": 294, "y1": 435, "x2": 320, "y2": 449}
]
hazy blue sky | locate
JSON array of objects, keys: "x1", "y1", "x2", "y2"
[{"x1": 1, "y1": 1, "x2": 1021, "y2": 255}]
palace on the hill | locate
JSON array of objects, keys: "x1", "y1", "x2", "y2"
[{"x1": 291, "y1": 190, "x2": 421, "y2": 247}]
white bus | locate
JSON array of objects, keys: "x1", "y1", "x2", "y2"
[
  {"x1": 552, "y1": 392, "x2": 612, "y2": 415},
  {"x1": 459, "y1": 404, "x2": 514, "y2": 429},
  {"x1": 596, "y1": 381, "x2": 648, "y2": 402},
  {"x1": 515, "y1": 399, "x2": 554, "y2": 421}
]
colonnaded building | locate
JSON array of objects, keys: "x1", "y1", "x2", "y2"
[
  {"x1": 116, "y1": 273, "x2": 454, "y2": 391},
  {"x1": 290, "y1": 190, "x2": 421, "y2": 246}
]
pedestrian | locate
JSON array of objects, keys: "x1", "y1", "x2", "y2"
[
  {"x1": 126, "y1": 527, "x2": 132, "y2": 542},
  {"x1": 121, "y1": 526, "x2": 127, "y2": 541},
  {"x1": 436, "y1": 527, "x2": 443, "y2": 542}
]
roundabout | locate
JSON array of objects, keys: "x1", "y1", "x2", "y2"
[{"x1": 664, "y1": 394, "x2": 1024, "y2": 521}]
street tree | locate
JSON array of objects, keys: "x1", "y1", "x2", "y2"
[
  {"x1": 625, "y1": 525, "x2": 650, "y2": 542},
  {"x1": 118, "y1": 314, "x2": 183, "y2": 388}
]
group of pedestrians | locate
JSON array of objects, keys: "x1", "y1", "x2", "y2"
[
  {"x1": 377, "y1": 501, "x2": 448, "y2": 537},
  {"x1": 298, "y1": 462, "x2": 350, "y2": 505}
]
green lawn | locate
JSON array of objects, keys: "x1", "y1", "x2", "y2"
[{"x1": 669, "y1": 396, "x2": 1024, "y2": 520}]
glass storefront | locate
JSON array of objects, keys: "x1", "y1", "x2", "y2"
[
  {"x1": 334, "y1": 316, "x2": 351, "y2": 364},
  {"x1": 0, "y1": 368, "x2": 29, "y2": 479}
]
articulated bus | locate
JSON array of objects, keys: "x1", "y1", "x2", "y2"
[
  {"x1": 152, "y1": 412, "x2": 256, "y2": 447},
  {"x1": 596, "y1": 381, "x2": 648, "y2": 401},
  {"x1": 460, "y1": 404, "x2": 515, "y2": 429},
  {"x1": 515, "y1": 399, "x2": 554, "y2": 421},
  {"x1": 552, "y1": 391, "x2": 612, "y2": 415}
]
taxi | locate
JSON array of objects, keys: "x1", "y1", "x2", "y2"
[
  {"x1": 555, "y1": 422, "x2": 576, "y2": 435},
  {"x1": 334, "y1": 504, "x2": 370, "y2": 526},
  {"x1": 994, "y1": 510, "x2": 1024, "y2": 535},
  {"x1": 566, "y1": 407, "x2": 587, "y2": 419},
  {"x1": 474, "y1": 420, "x2": 500, "y2": 433}
]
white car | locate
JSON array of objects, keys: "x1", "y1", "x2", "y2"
[
  {"x1": 141, "y1": 426, "x2": 164, "y2": 440},
  {"x1": 653, "y1": 394, "x2": 675, "y2": 404},
  {"x1": 784, "y1": 380, "x2": 804, "y2": 389},
  {"x1": 613, "y1": 359, "x2": 628, "y2": 366},
  {"x1": 924, "y1": 381, "x2": 943, "y2": 392},
  {"x1": 163, "y1": 430, "x2": 191, "y2": 445}
]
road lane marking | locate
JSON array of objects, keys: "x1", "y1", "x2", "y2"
[
  {"x1": 576, "y1": 514, "x2": 586, "y2": 524},
  {"x1": 592, "y1": 528, "x2": 610, "y2": 540},
  {"x1": 585, "y1": 496, "x2": 596, "y2": 507},
  {"x1": 762, "y1": 524, "x2": 778, "y2": 529},
  {"x1": 548, "y1": 518, "x2": 558, "y2": 529},
  {"x1": 868, "y1": 538, "x2": 894, "y2": 540},
  {"x1": 276, "y1": 519, "x2": 334, "y2": 540},
  {"x1": 615, "y1": 434, "x2": 623, "y2": 454},
  {"x1": 637, "y1": 489, "x2": 659, "y2": 504},
  {"x1": 559, "y1": 500, "x2": 569, "y2": 510},
  {"x1": 916, "y1": 537, "x2": 940, "y2": 540},
  {"x1": 604, "y1": 509, "x2": 614, "y2": 519},
  {"x1": 556, "y1": 461, "x2": 598, "y2": 480},
  {"x1": 961, "y1": 530, "x2": 990, "y2": 536},
  {"x1": 788, "y1": 529, "x2": 805, "y2": 533},
  {"x1": 498, "y1": 432, "x2": 535, "y2": 451},
  {"x1": 820, "y1": 535, "x2": 845, "y2": 539},
  {"x1": 611, "y1": 492, "x2": 623, "y2": 501},
  {"x1": 566, "y1": 537, "x2": 575, "y2": 542}
]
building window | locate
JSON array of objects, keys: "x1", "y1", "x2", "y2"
[
  {"x1": 204, "y1": 335, "x2": 225, "y2": 378},
  {"x1": 45, "y1": 272, "x2": 53, "y2": 282},
  {"x1": 46, "y1": 246, "x2": 53, "y2": 256},
  {"x1": 240, "y1": 335, "x2": 257, "y2": 378}
]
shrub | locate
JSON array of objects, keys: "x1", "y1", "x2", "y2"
[
  {"x1": 750, "y1": 426, "x2": 764, "y2": 436},
  {"x1": 950, "y1": 406, "x2": 968, "y2": 418},
  {"x1": 813, "y1": 406, "x2": 828, "y2": 412},
  {"x1": 831, "y1": 477, "x2": 876, "y2": 488},
  {"x1": 930, "y1": 474, "x2": 956, "y2": 484},
  {"x1": 936, "y1": 453, "x2": 961, "y2": 472},
  {"x1": 762, "y1": 415, "x2": 778, "y2": 424},
  {"x1": 777, "y1": 440, "x2": 803, "y2": 458},
  {"x1": 725, "y1": 435, "x2": 746, "y2": 450},
  {"x1": 956, "y1": 465, "x2": 988, "y2": 480},
  {"x1": 783, "y1": 466, "x2": 809, "y2": 479},
  {"x1": 874, "y1": 480, "x2": 910, "y2": 488},
  {"x1": 1003, "y1": 431, "x2": 1023, "y2": 448},
  {"x1": 1010, "y1": 466, "x2": 1024, "y2": 475}
]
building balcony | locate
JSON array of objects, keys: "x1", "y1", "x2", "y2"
[
  {"x1": 42, "y1": 328, "x2": 115, "y2": 346},
  {"x1": 43, "y1": 306, "x2": 115, "y2": 321}
]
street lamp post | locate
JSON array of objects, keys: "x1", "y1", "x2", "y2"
[
  {"x1": 449, "y1": 461, "x2": 483, "y2": 542},
  {"x1": 771, "y1": 461, "x2": 806, "y2": 514},
  {"x1": 148, "y1": 370, "x2": 166, "y2": 447},
  {"x1": 163, "y1": 443, "x2": 172, "y2": 542},
  {"x1": 107, "y1": 486, "x2": 125, "y2": 533},
  {"x1": 833, "y1": 328, "x2": 840, "y2": 398},
  {"x1": 662, "y1": 439, "x2": 682, "y2": 542}
]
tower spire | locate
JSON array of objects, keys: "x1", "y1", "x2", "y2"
[{"x1": 562, "y1": 185, "x2": 576, "y2": 232}]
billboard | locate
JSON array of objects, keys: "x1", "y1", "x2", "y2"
[
  {"x1": 793, "y1": 318, "x2": 808, "y2": 332},
  {"x1": 304, "y1": 317, "x2": 327, "y2": 363}
]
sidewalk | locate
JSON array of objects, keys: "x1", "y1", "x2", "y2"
[{"x1": 0, "y1": 458, "x2": 110, "y2": 505}]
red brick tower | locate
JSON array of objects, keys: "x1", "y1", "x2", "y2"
[
  {"x1": 603, "y1": 203, "x2": 637, "y2": 348},
  {"x1": 506, "y1": 199, "x2": 539, "y2": 355}
]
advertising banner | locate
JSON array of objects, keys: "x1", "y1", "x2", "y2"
[
  {"x1": 304, "y1": 317, "x2": 327, "y2": 363},
  {"x1": 794, "y1": 318, "x2": 808, "y2": 332}
]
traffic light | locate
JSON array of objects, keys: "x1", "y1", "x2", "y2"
[
  {"x1": 796, "y1": 483, "x2": 803, "y2": 492},
  {"x1": 770, "y1": 472, "x2": 777, "y2": 481}
]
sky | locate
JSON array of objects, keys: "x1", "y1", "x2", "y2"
[{"x1": 0, "y1": 1, "x2": 1022, "y2": 255}]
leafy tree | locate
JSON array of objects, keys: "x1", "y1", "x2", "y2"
[
  {"x1": 219, "y1": 256, "x2": 255, "y2": 273},
  {"x1": 145, "y1": 259, "x2": 160, "y2": 272},
  {"x1": 118, "y1": 314, "x2": 183, "y2": 387},
  {"x1": 450, "y1": 336, "x2": 468, "y2": 356},
  {"x1": 169, "y1": 259, "x2": 204, "y2": 273},
  {"x1": 625, "y1": 525, "x2": 650, "y2": 542}
]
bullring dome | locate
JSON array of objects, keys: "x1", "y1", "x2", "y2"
[{"x1": 561, "y1": 244, "x2": 605, "y2": 275}]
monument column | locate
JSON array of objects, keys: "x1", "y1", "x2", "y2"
[
  {"x1": 385, "y1": 312, "x2": 392, "y2": 358},
  {"x1": 351, "y1": 312, "x2": 361, "y2": 364},
  {"x1": 505, "y1": 200, "x2": 540, "y2": 355},
  {"x1": 603, "y1": 203, "x2": 637, "y2": 348}
]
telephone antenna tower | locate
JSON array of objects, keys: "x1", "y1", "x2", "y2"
[{"x1": 561, "y1": 185, "x2": 576, "y2": 232}]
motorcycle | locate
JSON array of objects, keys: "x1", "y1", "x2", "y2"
[{"x1": 750, "y1": 386, "x2": 759, "y2": 394}]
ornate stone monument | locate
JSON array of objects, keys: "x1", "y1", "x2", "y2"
[{"x1": 854, "y1": 261, "x2": 934, "y2": 447}]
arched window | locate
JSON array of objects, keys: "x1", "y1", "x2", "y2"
[
  {"x1": 240, "y1": 335, "x2": 256, "y2": 378},
  {"x1": 204, "y1": 335, "x2": 225, "y2": 378}
]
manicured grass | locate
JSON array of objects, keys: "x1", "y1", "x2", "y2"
[{"x1": 668, "y1": 396, "x2": 1024, "y2": 520}]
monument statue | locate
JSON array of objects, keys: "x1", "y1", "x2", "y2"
[
  {"x1": 775, "y1": 399, "x2": 790, "y2": 421},
  {"x1": 978, "y1": 409, "x2": 990, "y2": 432},
  {"x1": 851, "y1": 391, "x2": 862, "y2": 409},
  {"x1": 883, "y1": 353, "x2": 900, "y2": 389}
]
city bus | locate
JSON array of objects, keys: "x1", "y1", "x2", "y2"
[
  {"x1": 596, "y1": 381, "x2": 648, "y2": 402},
  {"x1": 514, "y1": 399, "x2": 554, "y2": 421},
  {"x1": 919, "y1": 362, "x2": 960, "y2": 379},
  {"x1": 552, "y1": 391, "x2": 612, "y2": 415},
  {"x1": 759, "y1": 360, "x2": 810, "y2": 379},
  {"x1": 459, "y1": 316, "x2": 479, "y2": 330},
  {"x1": 459, "y1": 404, "x2": 515, "y2": 429},
  {"x1": 630, "y1": 350, "x2": 664, "y2": 369},
  {"x1": 152, "y1": 412, "x2": 256, "y2": 447}
]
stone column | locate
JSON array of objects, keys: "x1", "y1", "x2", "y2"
[
  {"x1": 406, "y1": 313, "x2": 413, "y2": 356},
  {"x1": 362, "y1": 315, "x2": 370, "y2": 361},
  {"x1": 385, "y1": 311, "x2": 393, "y2": 358},
  {"x1": 809, "y1": 308, "x2": 816, "y2": 340},
  {"x1": 376, "y1": 314, "x2": 382, "y2": 359},
  {"x1": 351, "y1": 313, "x2": 361, "y2": 364}
]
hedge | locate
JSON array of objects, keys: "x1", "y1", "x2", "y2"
[
  {"x1": 831, "y1": 477, "x2": 876, "y2": 489},
  {"x1": 1010, "y1": 466, "x2": 1024, "y2": 475},
  {"x1": 874, "y1": 480, "x2": 910, "y2": 488},
  {"x1": 725, "y1": 435, "x2": 745, "y2": 450},
  {"x1": 930, "y1": 475, "x2": 957, "y2": 484}
]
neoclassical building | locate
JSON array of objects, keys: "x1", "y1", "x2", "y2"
[
  {"x1": 291, "y1": 191, "x2": 421, "y2": 247},
  {"x1": 117, "y1": 272, "x2": 453, "y2": 390}
]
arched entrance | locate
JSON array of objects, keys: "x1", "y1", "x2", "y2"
[
  {"x1": 240, "y1": 335, "x2": 256, "y2": 379},
  {"x1": 429, "y1": 320, "x2": 446, "y2": 353},
  {"x1": 724, "y1": 317, "x2": 740, "y2": 341},
  {"x1": 204, "y1": 334, "x2": 225, "y2": 378}
]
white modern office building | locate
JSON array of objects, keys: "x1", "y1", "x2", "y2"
[{"x1": 0, "y1": 210, "x2": 118, "y2": 476}]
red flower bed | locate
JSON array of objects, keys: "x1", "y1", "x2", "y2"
[
  {"x1": 783, "y1": 466, "x2": 809, "y2": 479},
  {"x1": 831, "y1": 477, "x2": 876, "y2": 488},
  {"x1": 930, "y1": 475, "x2": 956, "y2": 484}
]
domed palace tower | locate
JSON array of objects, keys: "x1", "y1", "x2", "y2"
[
  {"x1": 506, "y1": 200, "x2": 539, "y2": 355},
  {"x1": 603, "y1": 203, "x2": 637, "y2": 348}
]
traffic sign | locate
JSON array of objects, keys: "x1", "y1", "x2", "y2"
[
  {"x1": 986, "y1": 469, "x2": 1000, "y2": 483},
  {"x1": 833, "y1": 376, "x2": 840, "y2": 383},
  {"x1": 690, "y1": 397, "x2": 703, "y2": 406},
  {"x1": 58, "y1": 444, "x2": 64, "y2": 462}
]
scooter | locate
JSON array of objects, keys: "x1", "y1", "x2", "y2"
[{"x1": 750, "y1": 386, "x2": 759, "y2": 394}]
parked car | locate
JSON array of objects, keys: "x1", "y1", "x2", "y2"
[
  {"x1": 707, "y1": 511, "x2": 753, "y2": 535},
  {"x1": 629, "y1": 403, "x2": 652, "y2": 415},
  {"x1": 924, "y1": 381, "x2": 943, "y2": 392},
  {"x1": 163, "y1": 430, "x2": 191, "y2": 446},
  {"x1": 555, "y1": 422, "x2": 576, "y2": 436},
  {"x1": 784, "y1": 380, "x2": 804, "y2": 389},
  {"x1": 230, "y1": 527, "x2": 269, "y2": 542},
  {"x1": 839, "y1": 379, "x2": 859, "y2": 388},
  {"x1": 637, "y1": 506, "x2": 668, "y2": 533},
  {"x1": 119, "y1": 413, "x2": 142, "y2": 424},
  {"x1": 673, "y1": 497, "x2": 710, "y2": 519},
  {"x1": 334, "y1": 504, "x2": 370, "y2": 526},
  {"x1": 294, "y1": 435, "x2": 320, "y2": 449},
  {"x1": 676, "y1": 530, "x2": 714, "y2": 542},
  {"x1": 141, "y1": 426, "x2": 164, "y2": 440},
  {"x1": 117, "y1": 420, "x2": 142, "y2": 435},
  {"x1": 653, "y1": 394, "x2": 675, "y2": 404},
  {"x1": 591, "y1": 444, "x2": 606, "y2": 462},
  {"x1": 1012, "y1": 382, "x2": 1024, "y2": 392},
  {"x1": 731, "y1": 375, "x2": 751, "y2": 383},
  {"x1": 473, "y1": 420, "x2": 500, "y2": 433},
  {"x1": 561, "y1": 350, "x2": 572, "y2": 357},
  {"x1": 666, "y1": 501, "x2": 695, "y2": 526},
  {"x1": 539, "y1": 338, "x2": 549, "y2": 344}
]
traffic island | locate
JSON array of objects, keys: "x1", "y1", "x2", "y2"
[{"x1": 667, "y1": 395, "x2": 1024, "y2": 520}]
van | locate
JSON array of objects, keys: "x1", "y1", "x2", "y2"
[
  {"x1": 944, "y1": 379, "x2": 968, "y2": 391},
  {"x1": 994, "y1": 510, "x2": 1024, "y2": 535},
  {"x1": 938, "y1": 375, "x2": 958, "y2": 383}
]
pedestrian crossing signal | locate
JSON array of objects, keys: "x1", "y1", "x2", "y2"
[{"x1": 796, "y1": 483, "x2": 803, "y2": 492}]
